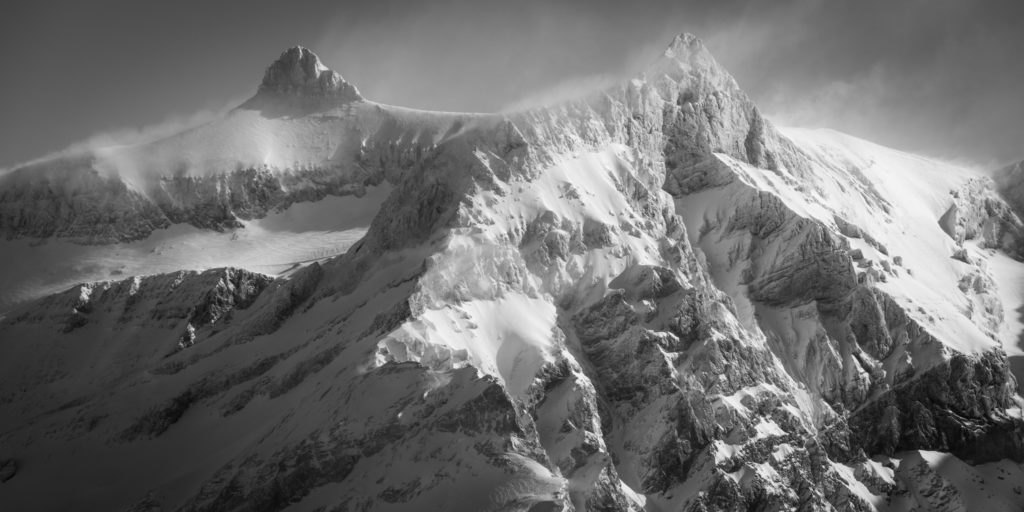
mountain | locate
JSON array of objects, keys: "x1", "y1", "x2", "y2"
[
  {"x1": 0, "y1": 45, "x2": 458, "y2": 310},
  {"x1": 2, "y1": 34, "x2": 1024, "y2": 511}
]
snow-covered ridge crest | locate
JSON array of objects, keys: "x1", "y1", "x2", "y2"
[{"x1": 0, "y1": 33, "x2": 744, "y2": 245}]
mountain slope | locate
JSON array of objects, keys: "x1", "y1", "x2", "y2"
[{"x1": 2, "y1": 34, "x2": 1024, "y2": 511}]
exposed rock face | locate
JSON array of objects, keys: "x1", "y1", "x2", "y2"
[
  {"x1": 894, "y1": 452, "x2": 967, "y2": 512},
  {"x1": 2, "y1": 33, "x2": 1024, "y2": 511},
  {"x1": 656, "y1": 34, "x2": 811, "y2": 182},
  {"x1": 941, "y1": 177, "x2": 1024, "y2": 255},
  {"x1": 849, "y1": 350, "x2": 1024, "y2": 463},
  {"x1": 256, "y1": 46, "x2": 362, "y2": 101},
  {"x1": 5, "y1": 267, "x2": 271, "y2": 341},
  {"x1": 0, "y1": 157, "x2": 173, "y2": 241}
]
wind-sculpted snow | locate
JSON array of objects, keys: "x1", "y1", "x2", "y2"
[{"x1": 2, "y1": 34, "x2": 1024, "y2": 511}]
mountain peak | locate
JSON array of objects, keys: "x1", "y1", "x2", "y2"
[
  {"x1": 659, "y1": 32, "x2": 719, "y2": 69},
  {"x1": 645, "y1": 32, "x2": 733, "y2": 87},
  {"x1": 663, "y1": 32, "x2": 703, "y2": 58},
  {"x1": 257, "y1": 46, "x2": 361, "y2": 101}
]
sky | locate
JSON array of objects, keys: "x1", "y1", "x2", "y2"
[{"x1": 1, "y1": 0, "x2": 1022, "y2": 169}]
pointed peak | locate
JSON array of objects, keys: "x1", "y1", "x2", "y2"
[
  {"x1": 257, "y1": 46, "x2": 361, "y2": 101},
  {"x1": 659, "y1": 32, "x2": 719, "y2": 68},
  {"x1": 663, "y1": 33, "x2": 704, "y2": 59},
  {"x1": 645, "y1": 31, "x2": 733, "y2": 86},
  {"x1": 272, "y1": 46, "x2": 330, "y2": 76}
]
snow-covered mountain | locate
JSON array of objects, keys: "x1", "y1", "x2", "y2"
[{"x1": 2, "y1": 34, "x2": 1024, "y2": 511}]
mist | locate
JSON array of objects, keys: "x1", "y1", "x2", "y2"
[{"x1": 2, "y1": 108, "x2": 222, "y2": 173}]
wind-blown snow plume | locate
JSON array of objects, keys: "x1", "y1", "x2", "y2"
[
  {"x1": 499, "y1": 74, "x2": 622, "y2": 113},
  {"x1": 0, "y1": 105, "x2": 237, "y2": 177}
]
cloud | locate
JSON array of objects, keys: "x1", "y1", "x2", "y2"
[
  {"x1": 760, "y1": 64, "x2": 889, "y2": 131},
  {"x1": 71, "y1": 110, "x2": 220, "y2": 151}
]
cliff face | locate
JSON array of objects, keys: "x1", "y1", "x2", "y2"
[{"x1": 2, "y1": 36, "x2": 1024, "y2": 511}]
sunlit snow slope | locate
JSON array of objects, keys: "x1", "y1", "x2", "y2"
[{"x1": 784, "y1": 128, "x2": 1024, "y2": 370}]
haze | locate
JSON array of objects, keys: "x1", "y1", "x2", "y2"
[{"x1": 2, "y1": 0, "x2": 1022, "y2": 169}]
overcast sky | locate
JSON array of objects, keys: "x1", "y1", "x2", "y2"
[{"x1": 2, "y1": 0, "x2": 1022, "y2": 168}]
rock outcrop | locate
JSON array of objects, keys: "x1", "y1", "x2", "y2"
[{"x1": 255, "y1": 46, "x2": 362, "y2": 101}]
